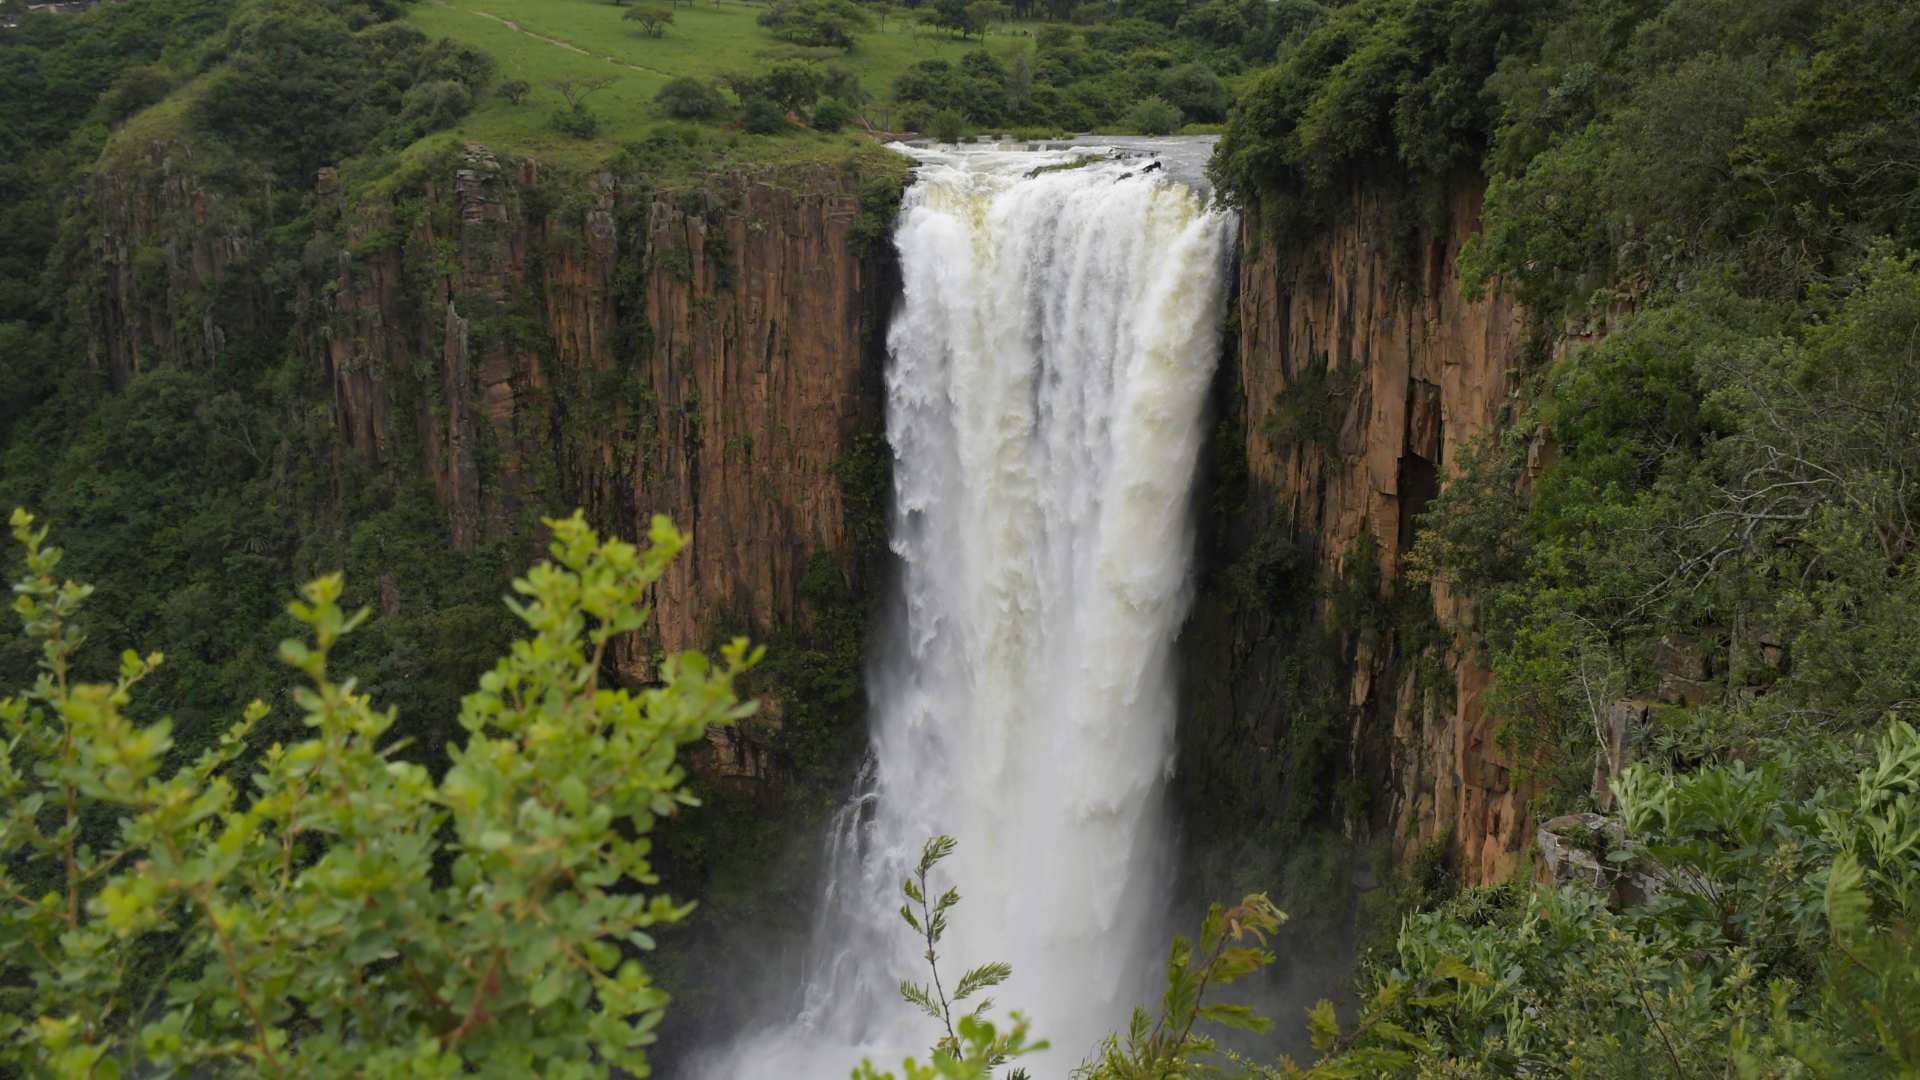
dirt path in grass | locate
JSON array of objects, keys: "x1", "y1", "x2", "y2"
[{"x1": 449, "y1": 4, "x2": 679, "y2": 79}]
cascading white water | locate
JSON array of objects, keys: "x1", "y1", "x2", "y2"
[{"x1": 700, "y1": 143, "x2": 1236, "y2": 1077}]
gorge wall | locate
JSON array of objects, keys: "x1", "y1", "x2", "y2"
[
  {"x1": 82, "y1": 138, "x2": 905, "y2": 779},
  {"x1": 1181, "y1": 179, "x2": 1536, "y2": 891},
  {"x1": 82, "y1": 136, "x2": 1541, "y2": 886},
  {"x1": 306, "y1": 147, "x2": 896, "y2": 664}
]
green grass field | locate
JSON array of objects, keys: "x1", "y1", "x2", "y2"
[{"x1": 405, "y1": 0, "x2": 1038, "y2": 165}]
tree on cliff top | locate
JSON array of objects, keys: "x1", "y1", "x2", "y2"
[
  {"x1": 624, "y1": 6, "x2": 674, "y2": 37},
  {"x1": 922, "y1": 0, "x2": 986, "y2": 38},
  {"x1": 656, "y1": 76, "x2": 729, "y2": 119},
  {"x1": 191, "y1": 6, "x2": 494, "y2": 184},
  {"x1": 549, "y1": 74, "x2": 618, "y2": 112},
  {"x1": 726, "y1": 60, "x2": 825, "y2": 114},
  {"x1": 757, "y1": 0, "x2": 872, "y2": 49}
]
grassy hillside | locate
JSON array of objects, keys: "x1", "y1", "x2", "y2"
[{"x1": 403, "y1": 0, "x2": 1039, "y2": 163}]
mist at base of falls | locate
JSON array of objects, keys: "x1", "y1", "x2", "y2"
[{"x1": 694, "y1": 142, "x2": 1238, "y2": 1078}]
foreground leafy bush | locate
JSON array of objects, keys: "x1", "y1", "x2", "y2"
[
  {"x1": 856, "y1": 836, "x2": 1045, "y2": 1080},
  {"x1": 858, "y1": 835, "x2": 1289, "y2": 1080},
  {"x1": 1298, "y1": 723, "x2": 1920, "y2": 1075},
  {"x1": 0, "y1": 509, "x2": 758, "y2": 1076}
]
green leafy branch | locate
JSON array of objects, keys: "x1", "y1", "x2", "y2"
[
  {"x1": 862, "y1": 834, "x2": 1039, "y2": 1080},
  {"x1": 0, "y1": 509, "x2": 758, "y2": 1076},
  {"x1": 899, "y1": 835, "x2": 1015, "y2": 1057},
  {"x1": 1076, "y1": 893, "x2": 1288, "y2": 1079}
]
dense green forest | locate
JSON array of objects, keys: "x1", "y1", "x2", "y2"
[
  {"x1": 0, "y1": 0, "x2": 523, "y2": 765},
  {"x1": 1212, "y1": 0, "x2": 1920, "y2": 1071},
  {"x1": 4, "y1": 0, "x2": 1920, "y2": 1073}
]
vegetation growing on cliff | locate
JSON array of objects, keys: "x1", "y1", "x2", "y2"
[
  {"x1": 1289, "y1": 724, "x2": 1920, "y2": 1075},
  {"x1": 1356, "y1": 0, "x2": 1920, "y2": 817},
  {"x1": 1461, "y1": 0, "x2": 1920, "y2": 315},
  {"x1": 1198, "y1": 0, "x2": 1920, "y2": 1072},
  {"x1": 1208, "y1": 0, "x2": 1535, "y2": 233},
  {"x1": 0, "y1": 0, "x2": 533, "y2": 762},
  {"x1": 1, "y1": 9, "x2": 913, "y2": 1069}
]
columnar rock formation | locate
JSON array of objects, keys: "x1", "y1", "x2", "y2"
[
  {"x1": 306, "y1": 147, "x2": 896, "y2": 663},
  {"x1": 84, "y1": 136, "x2": 1546, "y2": 880},
  {"x1": 1202, "y1": 181, "x2": 1535, "y2": 885},
  {"x1": 88, "y1": 143, "x2": 899, "y2": 686},
  {"x1": 87, "y1": 139, "x2": 271, "y2": 388}
]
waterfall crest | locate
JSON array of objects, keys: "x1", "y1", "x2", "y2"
[{"x1": 702, "y1": 144, "x2": 1236, "y2": 1077}]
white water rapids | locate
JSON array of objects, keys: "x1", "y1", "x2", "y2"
[{"x1": 698, "y1": 143, "x2": 1236, "y2": 1077}]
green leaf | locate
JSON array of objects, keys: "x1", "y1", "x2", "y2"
[
  {"x1": 1307, "y1": 999, "x2": 1341, "y2": 1052},
  {"x1": 1372, "y1": 1020, "x2": 1432, "y2": 1051},
  {"x1": 531, "y1": 968, "x2": 567, "y2": 1008},
  {"x1": 1196, "y1": 1002, "x2": 1271, "y2": 1034},
  {"x1": 1826, "y1": 851, "x2": 1870, "y2": 940},
  {"x1": 953, "y1": 961, "x2": 1011, "y2": 1001},
  {"x1": 1432, "y1": 956, "x2": 1492, "y2": 988},
  {"x1": 900, "y1": 980, "x2": 944, "y2": 1022},
  {"x1": 557, "y1": 775, "x2": 589, "y2": 816}
]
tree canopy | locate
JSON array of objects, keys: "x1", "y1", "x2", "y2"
[{"x1": 756, "y1": 0, "x2": 871, "y2": 48}]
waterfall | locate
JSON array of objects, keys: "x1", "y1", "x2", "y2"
[{"x1": 699, "y1": 143, "x2": 1236, "y2": 1077}]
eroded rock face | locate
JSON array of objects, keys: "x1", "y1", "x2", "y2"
[
  {"x1": 86, "y1": 139, "x2": 1588, "y2": 863},
  {"x1": 86, "y1": 139, "x2": 271, "y2": 388},
  {"x1": 1204, "y1": 181, "x2": 1535, "y2": 885},
  {"x1": 1537, "y1": 813, "x2": 1664, "y2": 908},
  {"x1": 312, "y1": 149, "x2": 895, "y2": 670},
  {"x1": 86, "y1": 142, "x2": 903, "y2": 779},
  {"x1": 1235, "y1": 188, "x2": 1520, "y2": 580}
]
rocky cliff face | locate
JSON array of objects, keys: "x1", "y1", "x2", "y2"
[
  {"x1": 85, "y1": 136, "x2": 1548, "y2": 880},
  {"x1": 308, "y1": 147, "x2": 895, "y2": 663},
  {"x1": 86, "y1": 141, "x2": 904, "y2": 779},
  {"x1": 1184, "y1": 180, "x2": 1535, "y2": 887},
  {"x1": 85, "y1": 138, "x2": 275, "y2": 388}
]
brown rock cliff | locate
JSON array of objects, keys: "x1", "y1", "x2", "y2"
[
  {"x1": 1187, "y1": 180, "x2": 1534, "y2": 886},
  {"x1": 304, "y1": 148, "x2": 898, "y2": 672},
  {"x1": 86, "y1": 136, "x2": 1555, "y2": 874},
  {"x1": 85, "y1": 139, "x2": 272, "y2": 389},
  {"x1": 85, "y1": 142, "x2": 905, "y2": 779}
]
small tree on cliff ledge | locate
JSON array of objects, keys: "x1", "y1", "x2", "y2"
[{"x1": 0, "y1": 509, "x2": 759, "y2": 1076}]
